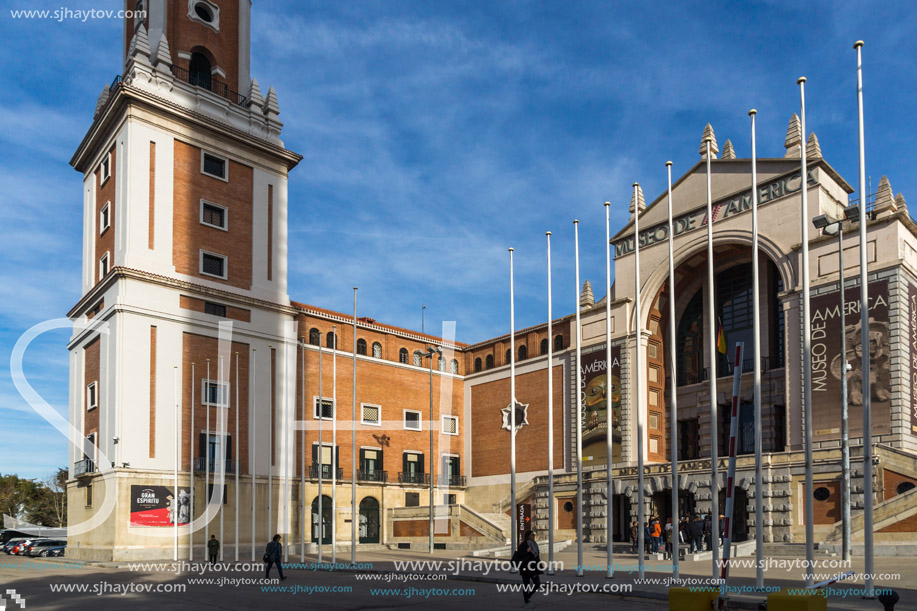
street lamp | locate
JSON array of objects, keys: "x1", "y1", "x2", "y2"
[
  {"x1": 812, "y1": 212, "x2": 853, "y2": 562},
  {"x1": 424, "y1": 345, "x2": 443, "y2": 554}
]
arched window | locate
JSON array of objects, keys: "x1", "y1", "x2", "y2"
[
  {"x1": 450, "y1": 359, "x2": 459, "y2": 374},
  {"x1": 505, "y1": 349, "x2": 511, "y2": 365},
  {"x1": 399, "y1": 348, "x2": 408, "y2": 364},
  {"x1": 554, "y1": 335, "x2": 563, "y2": 351},
  {"x1": 308, "y1": 328, "x2": 320, "y2": 346},
  {"x1": 437, "y1": 357, "x2": 445, "y2": 372},
  {"x1": 325, "y1": 332, "x2": 337, "y2": 349},
  {"x1": 413, "y1": 351, "x2": 423, "y2": 367},
  {"x1": 474, "y1": 358, "x2": 482, "y2": 372},
  {"x1": 485, "y1": 355, "x2": 494, "y2": 369},
  {"x1": 676, "y1": 290, "x2": 704, "y2": 385},
  {"x1": 540, "y1": 338, "x2": 548, "y2": 355},
  {"x1": 356, "y1": 339, "x2": 367, "y2": 355},
  {"x1": 716, "y1": 263, "x2": 755, "y2": 372},
  {"x1": 372, "y1": 342, "x2": 382, "y2": 358},
  {"x1": 518, "y1": 345, "x2": 527, "y2": 361},
  {"x1": 189, "y1": 52, "x2": 212, "y2": 90}
]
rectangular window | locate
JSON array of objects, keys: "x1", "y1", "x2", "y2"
[
  {"x1": 85, "y1": 433, "x2": 96, "y2": 461},
  {"x1": 404, "y1": 410, "x2": 421, "y2": 431},
  {"x1": 442, "y1": 415, "x2": 458, "y2": 436},
  {"x1": 405, "y1": 492, "x2": 420, "y2": 507},
  {"x1": 207, "y1": 483, "x2": 229, "y2": 505},
  {"x1": 85, "y1": 483, "x2": 93, "y2": 507},
  {"x1": 649, "y1": 412, "x2": 659, "y2": 430},
  {"x1": 204, "y1": 301, "x2": 227, "y2": 317},
  {"x1": 200, "y1": 200, "x2": 227, "y2": 230},
  {"x1": 87, "y1": 381, "x2": 98, "y2": 411},
  {"x1": 361, "y1": 404, "x2": 381, "y2": 426},
  {"x1": 314, "y1": 398, "x2": 334, "y2": 420},
  {"x1": 99, "y1": 252, "x2": 110, "y2": 279},
  {"x1": 100, "y1": 153, "x2": 111, "y2": 184},
  {"x1": 200, "y1": 251, "x2": 227, "y2": 279},
  {"x1": 444, "y1": 493, "x2": 457, "y2": 505},
  {"x1": 99, "y1": 202, "x2": 111, "y2": 234},
  {"x1": 201, "y1": 151, "x2": 227, "y2": 180},
  {"x1": 201, "y1": 380, "x2": 229, "y2": 407}
]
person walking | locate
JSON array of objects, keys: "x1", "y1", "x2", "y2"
[
  {"x1": 664, "y1": 518, "x2": 673, "y2": 559},
  {"x1": 515, "y1": 530, "x2": 543, "y2": 608},
  {"x1": 630, "y1": 521, "x2": 638, "y2": 554},
  {"x1": 643, "y1": 522, "x2": 652, "y2": 555},
  {"x1": 264, "y1": 534, "x2": 287, "y2": 581},
  {"x1": 207, "y1": 535, "x2": 220, "y2": 565},
  {"x1": 692, "y1": 516, "x2": 704, "y2": 554}
]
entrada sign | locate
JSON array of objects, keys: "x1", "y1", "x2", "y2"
[{"x1": 613, "y1": 170, "x2": 817, "y2": 257}]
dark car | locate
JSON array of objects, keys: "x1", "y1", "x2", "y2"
[
  {"x1": 2, "y1": 538, "x2": 27, "y2": 554},
  {"x1": 26, "y1": 539, "x2": 67, "y2": 557},
  {"x1": 45, "y1": 545, "x2": 66, "y2": 557}
]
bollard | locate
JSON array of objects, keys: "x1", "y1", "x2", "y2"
[{"x1": 877, "y1": 590, "x2": 898, "y2": 611}]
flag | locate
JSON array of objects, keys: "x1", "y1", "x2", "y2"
[{"x1": 717, "y1": 317, "x2": 727, "y2": 354}]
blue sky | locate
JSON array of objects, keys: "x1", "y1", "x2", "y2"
[{"x1": 1, "y1": 0, "x2": 915, "y2": 479}]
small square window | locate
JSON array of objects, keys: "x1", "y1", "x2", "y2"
[
  {"x1": 362, "y1": 404, "x2": 381, "y2": 426},
  {"x1": 99, "y1": 252, "x2": 111, "y2": 279},
  {"x1": 204, "y1": 302, "x2": 227, "y2": 317},
  {"x1": 207, "y1": 483, "x2": 229, "y2": 504},
  {"x1": 200, "y1": 201, "x2": 227, "y2": 230},
  {"x1": 404, "y1": 410, "x2": 421, "y2": 431},
  {"x1": 99, "y1": 203, "x2": 111, "y2": 234},
  {"x1": 201, "y1": 151, "x2": 227, "y2": 180},
  {"x1": 442, "y1": 415, "x2": 458, "y2": 436},
  {"x1": 200, "y1": 251, "x2": 226, "y2": 279},
  {"x1": 87, "y1": 382, "x2": 98, "y2": 410},
  {"x1": 100, "y1": 154, "x2": 111, "y2": 184},
  {"x1": 314, "y1": 398, "x2": 334, "y2": 420},
  {"x1": 201, "y1": 380, "x2": 229, "y2": 407},
  {"x1": 405, "y1": 492, "x2": 420, "y2": 507}
]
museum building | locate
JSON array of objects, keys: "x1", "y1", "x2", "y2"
[{"x1": 64, "y1": 1, "x2": 917, "y2": 560}]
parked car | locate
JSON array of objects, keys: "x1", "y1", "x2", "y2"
[
  {"x1": 26, "y1": 540, "x2": 67, "y2": 557},
  {"x1": 2, "y1": 538, "x2": 28, "y2": 554},
  {"x1": 15, "y1": 538, "x2": 47, "y2": 556},
  {"x1": 44, "y1": 545, "x2": 67, "y2": 557}
]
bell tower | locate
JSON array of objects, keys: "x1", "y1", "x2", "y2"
[{"x1": 66, "y1": 0, "x2": 301, "y2": 561}]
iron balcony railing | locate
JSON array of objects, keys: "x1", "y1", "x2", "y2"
[
  {"x1": 73, "y1": 459, "x2": 94, "y2": 477},
  {"x1": 358, "y1": 469, "x2": 387, "y2": 483},
  {"x1": 309, "y1": 464, "x2": 343, "y2": 480},
  {"x1": 439, "y1": 474, "x2": 466, "y2": 487},
  {"x1": 398, "y1": 472, "x2": 429, "y2": 485},
  {"x1": 170, "y1": 64, "x2": 248, "y2": 106},
  {"x1": 194, "y1": 458, "x2": 235, "y2": 474},
  {"x1": 676, "y1": 356, "x2": 782, "y2": 386}
]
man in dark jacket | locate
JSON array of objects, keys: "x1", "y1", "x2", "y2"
[
  {"x1": 207, "y1": 535, "x2": 219, "y2": 564},
  {"x1": 265, "y1": 534, "x2": 287, "y2": 581},
  {"x1": 692, "y1": 517, "x2": 704, "y2": 554}
]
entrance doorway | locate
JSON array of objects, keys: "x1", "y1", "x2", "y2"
[
  {"x1": 311, "y1": 495, "x2": 332, "y2": 544},
  {"x1": 557, "y1": 496, "x2": 577, "y2": 530},
  {"x1": 717, "y1": 488, "x2": 749, "y2": 541},
  {"x1": 612, "y1": 494, "x2": 631, "y2": 542},
  {"x1": 359, "y1": 497, "x2": 380, "y2": 544}
]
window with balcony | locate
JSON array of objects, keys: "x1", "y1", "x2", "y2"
[{"x1": 189, "y1": 52, "x2": 212, "y2": 90}]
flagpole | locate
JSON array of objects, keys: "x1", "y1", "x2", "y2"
[
  {"x1": 509, "y1": 247, "x2": 517, "y2": 552},
  {"x1": 704, "y1": 137, "x2": 720, "y2": 580},
  {"x1": 267, "y1": 347, "x2": 272, "y2": 552},
  {"x1": 854, "y1": 40, "x2": 875, "y2": 597},
  {"x1": 300, "y1": 339, "x2": 305, "y2": 562},
  {"x1": 332, "y1": 326, "x2": 338, "y2": 565},
  {"x1": 574, "y1": 219, "x2": 584, "y2": 578},
  {"x1": 798, "y1": 76, "x2": 815, "y2": 587},
  {"x1": 633, "y1": 185, "x2": 646, "y2": 582},
  {"x1": 205, "y1": 359, "x2": 210, "y2": 554},
  {"x1": 318, "y1": 337, "x2": 324, "y2": 563},
  {"x1": 190, "y1": 362, "x2": 195, "y2": 561},
  {"x1": 546, "y1": 231, "x2": 555, "y2": 575},
  {"x1": 750, "y1": 109, "x2": 764, "y2": 589},
  {"x1": 174, "y1": 366, "x2": 179, "y2": 562},
  {"x1": 219, "y1": 355, "x2": 224, "y2": 562},
  {"x1": 665, "y1": 162, "x2": 680, "y2": 582},
  {"x1": 604, "y1": 201, "x2": 614, "y2": 579},
  {"x1": 235, "y1": 351, "x2": 240, "y2": 561},
  {"x1": 250, "y1": 349, "x2": 256, "y2": 562},
  {"x1": 352, "y1": 288, "x2": 358, "y2": 566}
]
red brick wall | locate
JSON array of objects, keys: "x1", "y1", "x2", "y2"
[
  {"x1": 95, "y1": 145, "x2": 116, "y2": 285},
  {"x1": 84, "y1": 336, "x2": 100, "y2": 442},
  {"x1": 470, "y1": 365, "x2": 565, "y2": 477},
  {"x1": 172, "y1": 140, "x2": 253, "y2": 290},
  {"x1": 878, "y1": 470, "x2": 917, "y2": 533},
  {"x1": 181, "y1": 333, "x2": 250, "y2": 474},
  {"x1": 392, "y1": 519, "x2": 450, "y2": 538},
  {"x1": 466, "y1": 320, "x2": 570, "y2": 373}
]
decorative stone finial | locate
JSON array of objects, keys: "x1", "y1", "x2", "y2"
[
  {"x1": 874, "y1": 176, "x2": 896, "y2": 213},
  {"x1": 806, "y1": 132, "x2": 822, "y2": 159},
  {"x1": 721, "y1": 139, "x2": 736, "y2": 160},
  {"x1": 699, "y1": 124, "x2": 719, "y2": 158},
  {"x1": 785, "y1": 114, "x2": 802, "y2": 158},
  {"x1": 129, "y1": 24, "x2": 151, "y2": 61},
  {"x1": 895, "y1": 193, "x2": 907, "y2": 212},
  {"x1": 248, "y1": 78, "x2": 264, "y2": 109},
  {"x1": 580, "y1": 280, "x2": 594, "y2": 307},
  {"x1": 629, "y1": 183, "x2": 646, "y2": 214},
  {"x1": 93, "y1": 85, "x2": 110, "y2": 119},
  {"x1": 153, "y1": 33, "x2": 172, "y2": 72},
  {"x1": 263, "y1": 85, "x2": 280, "y2": 117}
]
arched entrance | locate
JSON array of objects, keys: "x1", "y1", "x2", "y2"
[
  {"x1": 612, "y1": 494, "x2": 631, "y2": 542},
  {"x1": 359, "y1": 497, "x2": 380, "y2": 544},
  {"x1": 311, "y1": 495, "x2": 331, "y2": 544},
  {"x1": 718, "y1": 488, "x2": 749, "y2": 542}
]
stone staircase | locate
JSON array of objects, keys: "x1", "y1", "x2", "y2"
[
  {"x1": 477, "y1": 512, "x2": 512, "y2": 543},
  {"x1": 822, "y1": 485, "x2": 917, "y2": 543}
]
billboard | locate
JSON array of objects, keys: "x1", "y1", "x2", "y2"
[
  {"x1": 130, "y1": 485, "x2": 190, "y2": 527},
  {"x1": 910, "y1": 282, "x2": 917, "y2": 435},
  {"x1": 810, "y1": 279, "x2": 890, "y2": 439},
  {"x1": 580, "y1": 346, "x2": 623, "y2": 465}
]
